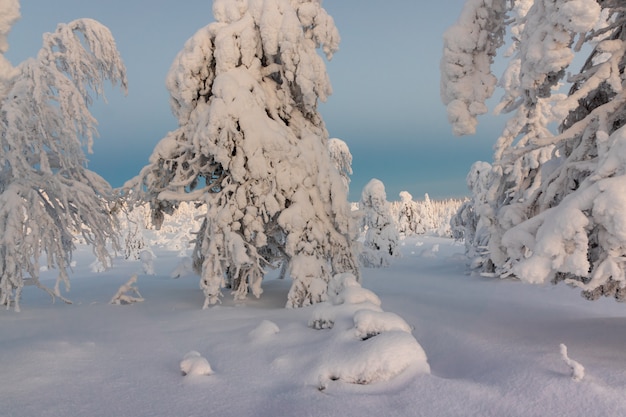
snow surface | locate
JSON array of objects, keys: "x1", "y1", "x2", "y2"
[{"x1": 4, "y1": 236, "x2": 626, "y2": 416}]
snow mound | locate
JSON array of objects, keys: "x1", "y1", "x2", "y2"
[
  {"x1": 170, "y1": 256, "x2": 194, "y2": 278},
  {"x1": 333, "y1": 285, "x2": 382, "y2": 306},
  {"x1": 317, "y1": 331, "x2": 430, "y2": 388},
  {"x1": 309, "y1": 273, "x2": 430, "y2": 387},
  {"x1": 353, "y1": 310, "x2": 413, "y2": 340},
  {"x1": 180, "y1": 351, "x2": 213, "y2": 377},
  {"x1": 248, "y1": 320, "x2": 280, "y2": 342},
  {"x1": 309, "y1": 301, "x2": 383, "y2": 330}
]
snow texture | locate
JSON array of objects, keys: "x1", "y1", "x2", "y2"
[
  {"x1": 7, "y1": 236, "x2": 626, "y2": 417},
  {"x1": 0, "y1": 236, "x2": 626, "y2": 417}
]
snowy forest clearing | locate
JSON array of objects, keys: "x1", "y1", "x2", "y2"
[{"x1": 3, "y1": 236, "x2": 626, "y2": 417}]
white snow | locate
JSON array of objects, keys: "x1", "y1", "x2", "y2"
[{"x1": 4, "y1": 235, "x2": 626, "y2": 416}]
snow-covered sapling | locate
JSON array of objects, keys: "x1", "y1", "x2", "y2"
[
  {"x1": 359, "y1": 179, "x2": 400, "y2": 268},
  {"x1": 560, "y1": 344, "x2": 584, "y2": 382},
  {"x1": 139, "y1": 249, "x2": 156, "y2": 276},
  {"x1": 110, "y1": 275, "x2": 144, "y2": 305}
]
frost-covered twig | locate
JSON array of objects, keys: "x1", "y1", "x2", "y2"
[{"x1": 560, "y1": 343, "x2": 585, "y2": 381}]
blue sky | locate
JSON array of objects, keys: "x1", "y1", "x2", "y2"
[{"x1": 5, "y1": 0, "x2": 501, "y2": 201}]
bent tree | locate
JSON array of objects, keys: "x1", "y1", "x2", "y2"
[
  {"x1": 0, "y1": 1, "x2": 127, "y2": 310},
  {"x1": 132, "y1": 0, "x2": 358, "y2": 308}
]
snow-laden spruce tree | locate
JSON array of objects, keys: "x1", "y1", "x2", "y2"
[
  {"x1": 130, "y1": 0, "x2": 358, "y2": 308},
  {"x1": 359, "y1": 179, "x2": 400, "y2": 268},
  {"x1": 442, "y1": 1, "x2": 626, "y2": 300},
  {"x1": 0, "y1": 1, "x2": 127, "y2": 311},
  {"x1": 328, "y1": 138, "x2": 353, "y2": 191},
  {"x1": 395, "y1": 191, "x2": 423, "y2": 237}
]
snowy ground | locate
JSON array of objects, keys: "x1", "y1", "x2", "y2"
[{"x1": 3, "y1": 236, "x2": 626, "y2": 417}]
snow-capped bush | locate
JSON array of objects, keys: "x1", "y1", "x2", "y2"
[
  {"x1": 180, "y1": 351, "x2": 213, "y2": 377},
  {"x1": 309, "y1": 273, "x2": 430, "y2": 387}
]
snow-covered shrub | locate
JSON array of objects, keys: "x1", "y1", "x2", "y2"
[
  {"x1": 316, "y1": 331, "x2": 430, "y2": 387},
  {"x1": 110, "y1": 275, "x2": 144, "y2": 305},
  {"x1": 560, "y1": 344, "x2": 584, "y2": 382},
  {"x1": 180, "y1": 351, "x2": 213, "y2": 377},
  {"x1": 359, "y1": 179, "x2": 400, "y2": 268},
  {"x1": 309, "y1": 273, "x2": 382, "y2": 330},
  {"x1": 352, "y1": 310, "x2": 412, "y2": 340},
  {"x1": 443, "y1": 1, "x2": 626, "y2": 300},
  {"x1": 139, "y1": 249, "x2": 156, "y2": 276},
  {"x1": 0, "y1": 2, "x2": 126, "y2": 311},
  {"x1": 128, "y1": 0, "x2": 358, "y2": 309},
  {"x1": 123, "y1": 223, "x2": 146, "y2": 261},
  {"x1": 309, "y1": 273, "x2": 430, "y2": 387}
]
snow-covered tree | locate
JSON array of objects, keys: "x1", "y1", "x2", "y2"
[
  {"x1": 443, "y1": 1, "x2": 626, "y2": 300},
  {"x1": 449, "y1": 161, "x2": 493, "y2": 270},
  {"x1": 328, "y1": 137, "x2": 353, "y2": 191},
  {"x1": 395, "y1": 191, "x2": 423, "y2": 236},
  {"x1": 0, "y1": 1, "x2": 127, "y2": 311},
  {"x1": 129, "y1": 0, "x2": 358, "y2": 308},
  {"x1": 359, "y1": 179, "x2": 400, "y2": 268}
]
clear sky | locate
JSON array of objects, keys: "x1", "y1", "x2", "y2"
[{"x1": 5, "y1": 0, "x2": 502, "y2": 201}]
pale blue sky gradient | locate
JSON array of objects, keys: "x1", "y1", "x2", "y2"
[{"x1": 5, "y1": 1, "x2": 501, "y2": 201}]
